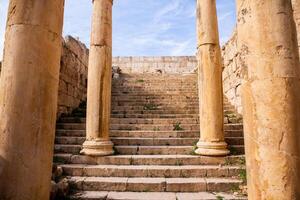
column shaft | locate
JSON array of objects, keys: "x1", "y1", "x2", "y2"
[
  {"x1": 0, "y1": 0, "x2": 65, "y2": 199},
  {"x1": 195, "y1": 0, "x2": 229, "y2": 156},
  {"x1": 81, "y1": 0, "x2": 114, "y2": 156},
  {"x1": 236, "y1": 0, "x2": 300, "y2": 199}
]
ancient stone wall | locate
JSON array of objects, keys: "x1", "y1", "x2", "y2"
[
  {"x1": 112, "y1": 56, "x2": 197, "y2": 74},
  {"x1": 57, "y1": 36, "x2": 89, "y2": 117},
  {"x1": 221, "y1": 31, "x2": 242, "y2": 114}
]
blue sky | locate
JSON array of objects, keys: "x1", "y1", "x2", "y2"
[{"x1": 0, "y1": 0, "x2": 236, "y2": 59}]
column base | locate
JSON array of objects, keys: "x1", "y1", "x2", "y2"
[
  {"x1": 195, "y1": 140, "x2": 230, "y2": 156},
  {"x1": 80, "y1": 139, "x2": 114, "y2": 156}
]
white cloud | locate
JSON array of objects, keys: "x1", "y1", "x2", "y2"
[{"x1": 154, "y1": 0, "x2": 181, "y2": 23}]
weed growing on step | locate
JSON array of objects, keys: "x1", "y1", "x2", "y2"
[
  {"x1": 230, "y1": 184, "x2": 243, "y2": 195},
  {"x1": 53, "y1": 156, "x2": 66, "y2": 164},
  {"x1": 216, "y1": 195, "x2": 224, "y2": 200},
  {"x1": 144, "y1": 103, "x2": 158, "y2": 110},
  {"x1": 173, "y1": 122, "x2": 184, "y2": 131},
  {"x1": 175, "y1": 160, "x2": 183, "y2": 166},
  {"x1": 129, "y1": 157, "x2": 134, "y2": 165},
  {"x1": 113, "y1": 146, "x2": 119, "y2": 155},
  {"x1": 239, "y1": 168, "x2": 247, "y2": 184},
  {"x1": 228, "y1": 146, "x2": 239, "y2": 155},
  {"x1": 224, "y1": 156, "x2": 246, "y2": 166},
  {"x1": 153, "y1": 127, "x2": 160, "y2": 131},
  {"x1": 224, "y1": 158, "x2": 234, "y2": 165},
  {"x1": 190, "y1": 145, "x2": 198, "y2": 156},
  {"x1": 136, "y1": 79, "x2": 144, "y2": 83},
  {"x1": 238, "y1": 157, "x2": 246, "y2": 165}
]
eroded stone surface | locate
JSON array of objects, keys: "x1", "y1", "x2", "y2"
[
  {"x1": 0, "y1": 1, "x2": 64, "y2": 199},
  {"x1": 237, "y1": 0, "x2": 300, "y2": 199},
  {"x1": 81, "y1": 0, "x2": 114, "y2": 156},
  {"x1": 195, "y1": 0, "x2": 229, "y2": 156}
]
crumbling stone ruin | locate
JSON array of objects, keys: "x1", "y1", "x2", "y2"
[{"x1": 0, "y1": 0, "x2": 299, "y2": 200}]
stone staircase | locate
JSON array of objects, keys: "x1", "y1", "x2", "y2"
[{"x1": 53, "y1": 73, "x2": 246, "y2": 200}]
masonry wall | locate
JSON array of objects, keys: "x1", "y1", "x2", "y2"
[
  {"x1": 221, "y1": 31, "x2": 243, "y2": 114},
  {"x1": 57, "y1": 36, "x2": 89, "y2": 117},
  {"x1": 112, "y1": 56, "x2": 197, "y2": 74}
]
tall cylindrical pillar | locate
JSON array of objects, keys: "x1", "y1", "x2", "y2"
[
  {"x1": 195, "y1": 0, "x2": 229, "y2": 156},
  {"x1": 236, "y1": 0, "x2": 300, "y2": 199},
  {"x1": 0, "y1": 0, "x2": 65, "y2": 199},
  {"x1": 80, "y1": 0, "x2": 114, "y2": 156}
]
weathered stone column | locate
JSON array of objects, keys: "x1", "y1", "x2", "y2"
[
  {"x1": 195, "y1": 0, "x2": 229, "y2": 156},
  {"x1": 236, "y1": 0, "x2": 300, "y2": 199},
  {"x1": 80, "y1": 0, "x2": 114, "y2": 156},
  {"x1": 0, "y1": 0, "x2": 65, "y2": 199}
]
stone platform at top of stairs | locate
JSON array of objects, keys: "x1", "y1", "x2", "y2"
[{"x1": 69, "y1": 191, "x2": 247, "y2": 200}]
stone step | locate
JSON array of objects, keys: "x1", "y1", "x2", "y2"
[
  {"x1": 111, "y1": 102, "x2": 200, "y2": 106},
  {"x1": 109, "y1": 99, "x2": 231, "y2": 104},
  {"x1": 111, "y1": 92, "x2": 199, "y2": 99},
  {"x1": 111, "y1": 97, "x2": 199, "y2": 101},
  {"x1": 75, "y1": 113, "x2": 200, "y2": 118},
  {"x1": 110, "y1": 101, "x2": 201, "y2": 106},
  {"x1": 53, "y1": 154, "x2": 246, "y2": 166},
  {"x1": 69, "y1": 191, "x2": 247, "y2": 200},
  {"x1": 55, "y1": 137, "x2": 244, "y2": 146},
  {"x1": 112, "y1": 81, "x2": 197, "y2": 84},
  {"x1": 112, "y1": 110, "x2": 200, "y2": 115},
  {"x1": 112, "y1": 81, "x2": 198, "y2": 85},
  {"x1": 113, "y1": 79, "x2": 197, "y2": 84},
  {"x1": 111, "y1": 105, "x2": 200, "y2": 111},
  {"x1": 54, "y1": 145, "x2": 192, "y2": 155},
  {"x1": 110, "y1": 102, "x2": 234, "y2": 109},
  {"x1": 73, "y1": 109, "x2": 236, "y2": 115},
  {"x1": 111, "y1": 93, "x2": 198, "y2": 97},
  {"x1": 110, "y1": 114, "x2": 236, "y2": 119},
  {"x1": 59, "y1": 117, "x2": 201, "y2": 124},
  {"x1": 112, "y1": 88, "x2": 198, "y2": 91},
  {"x1": 68, "y1": 176, "x2": 242, "y2": 192},
  {"x1": 56, "y1": 130, "x2": 243, "y2": 138},
  {"x1": 112, "y1": 84, "x2": 197, "y2": 87},
  {"x1": 61, "y1": 164, "x2": 243, "y2": 178},
  {"x1": 114, "y1": 146, "x2": 244, "y2": 155},
  {"x1": 114, "y1": 76, "x2": 197, "y2": 79},
  {"x1": 56, "y1": 123, "x2": 243, "y2": 131},
  {"x1": 54, "y1": 145, "x2": 244, "y2": 155},
  {"x1": 72, "y1": 111, "x2": 237, "y2": 119},
  {"x1": 111, "y1": 89, "x2": 198, "y2": 93},
  {"x1": 59, "y1": 117, "x2": 240, "y2": 125}
]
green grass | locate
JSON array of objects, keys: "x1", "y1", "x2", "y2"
[
  {"x1": 113, "y1": 146, "x2": 119, "y2": 155},
  {"x1": 190, "y1": 145, "x2": 198, "y2": 155},
  {"x1": 136, "y1": 79, "x2": 144, "y2": 83},
  {"x1": 216, "y1": 195, "x2": 224, "y2": 200},
  {"x1": 173, "y1": 122, "x2": 184, "y2": 131},
  {"x1": 144, "y1": 104, "x2": 158, "y2": 110},
  {"x1": 175, "y1": 160, "x2": 183, "y2": 166},
  {"x1": 153, "y1": 127, "x2": 160, "y2": 131},
  {"x1": 239, "y1": 168, "x2": 247, "y2": 184}
]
